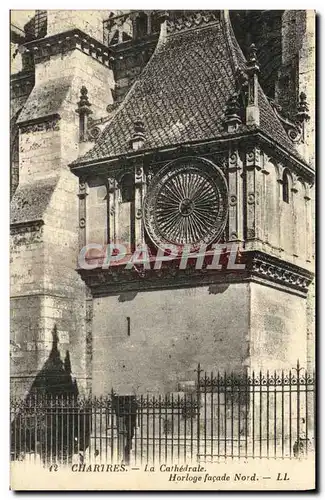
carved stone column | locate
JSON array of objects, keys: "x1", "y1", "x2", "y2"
[
  {"x1": 146, "y1": 11, "x2": 152, "y2": 34},
  {"x1": 107, "y1": 178, "x2": 117, "y2": 244},
  {"x1": 78, "y1": 178, "x2": 88, "y2": 252},
  {"x1": 245, "y1": 146, "x2": 263, "y2": 250},
  {"x1": 76, "y1": 86, "x2": 93, "y2": 143},
  {"x1": 228, "y1": 148, "x2": 244, "y2": 242},
  {"x1": 114, "y1": 179, "x2": 120, "y2": 244},
  {"x1": 246, "y1": 44, "x2": 260, "y2": 127},
  {"x1": 305, "y1": 184, "x2": 312, "y2": 263},
  {"x1": 260, "y1": 155, "x2": 270, "y2": 247},
  {"x1": 134, "y1": 161, "x2": 146, "y2": 247},
  {"x1": 291, "y1": 177, "x2": 299, "y2": 259},
  {"x1": 276, "y1": 165, "x2": 285, "y2": 254}
]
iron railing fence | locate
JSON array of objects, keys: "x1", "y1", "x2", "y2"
[
  {"x1": 197, "y1": 361, "x2": 315, "y2": 462},
  {"x1": 10, "y1": 362, "x2": 315, "y2": 466}
]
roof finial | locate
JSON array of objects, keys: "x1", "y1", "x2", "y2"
[
  {"x1": 247, "y1": 43, "x2": 259, "y2": 70},
  {"x1": 296, "y1": 92, "x2": 310, "y2": 124},
  {"x1": 245, "y1": 43, "x2": 260, "y2": 126},
  {"x1": 76, "y1": 86, "x2": 92, "y2": 115},
  {"x1": 235, "y1": 67, "x2": 248, "y2": 91},
  {"x1": 130, "y1": 116, "x2": 146, "y2": 151},
  {"x1": 295, "y1": 92, "x2": 310, "y2": 145},
  {"x1": 224, "y1": 93, "x2": 242, "y2": 132},
  {"x1": 76, "y1": 86, "x2": 93, "y2": 142}
]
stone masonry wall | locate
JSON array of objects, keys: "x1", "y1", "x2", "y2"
[
  {"x1": 278, "y1": 10, "x2": 315, "y2": 166},
  {"x1": 92, "y1": 283, "x2": 250, "y2": 395},
  {"x1": 47, "y1": 10, "x2": 109, "y2": 43},
  {"x1": 10, "y1": 21, "x2": 115, "y2": 397},
  {"x1": 249, "y1": 282, "x2": 308, "y2": 371},
  {"x1": 278, "y1": 11, "x2": 315, "y2": 371}
]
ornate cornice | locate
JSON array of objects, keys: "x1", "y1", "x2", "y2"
[
  {"x1": 23, "y1": 29, "x2": 111, "y2": 68},
  {"x1": 71, "y1": 128, "x2": 314, "y2": 184},
  {"x1": 246, "y1": 251, "x2": 313, "y2": 296},
  {"x1": 18, "y1": 115, "x2": 60, "y2": 133},
  {"x1": 108, "y1": 32, "x2": 158, "y2": 57},
  {"x1": 78, "y1": 264, "x2": 247, "y2": 297},
  {"x1": 10, "y1": 71, "x2": 35, "y2": 97},
  {"x1": 77, "y1": 250, "x2": 313, "y2": 298},
  {"x1": 10, "y1": 219, "x2": 44, "y2": 235},
  {"x1": 166, "y1": 11, "x2": 220, "y2": 34}
]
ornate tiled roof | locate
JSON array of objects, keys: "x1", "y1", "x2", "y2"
[{"x1": 74, "y1": 11, "x2": 303, "y2": 166}]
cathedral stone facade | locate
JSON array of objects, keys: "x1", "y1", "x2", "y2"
[{"x1": 10, "y1": 10, "x2": 315, "y2": 398}]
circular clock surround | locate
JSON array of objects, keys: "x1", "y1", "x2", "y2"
[{"x1": 143, "y1": 157, "x2": 228, "y2": 251}]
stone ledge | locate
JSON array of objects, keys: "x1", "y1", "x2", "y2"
[
  {"x1": 77, "y1": 250, "x2": 313, "y2": 298},
  {"x1": 23, "y1": 28, "x2": 111, "y2": 68},
  {"x1": 10, "y1": 219, "x2": 44, "y2": 235},
  {"x1": 10, "y1": 71, "x2": 35, "y2": 91}
]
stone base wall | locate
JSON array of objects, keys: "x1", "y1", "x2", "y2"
[
  {"x1": 91, "y1": 280, "x2": 310, "y2": 396},
  {"x1": 92, "y1": 283, "x2": 250, "y2": 395},
  {"x1": 249, "y1": 282, "x2": 308, "y2": 371}
]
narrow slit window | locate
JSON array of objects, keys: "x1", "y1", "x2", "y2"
[{"x1": 282, "y1": 170, "x2": 289, "y2": 203}]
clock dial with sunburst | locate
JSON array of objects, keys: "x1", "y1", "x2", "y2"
[{"x1": 144, "y1": 158, "x2": 228, "y2": 250}]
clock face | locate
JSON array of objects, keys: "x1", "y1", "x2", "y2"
[{"x1": 144, "y1": 157, "x2": 228, "y2": 250}]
